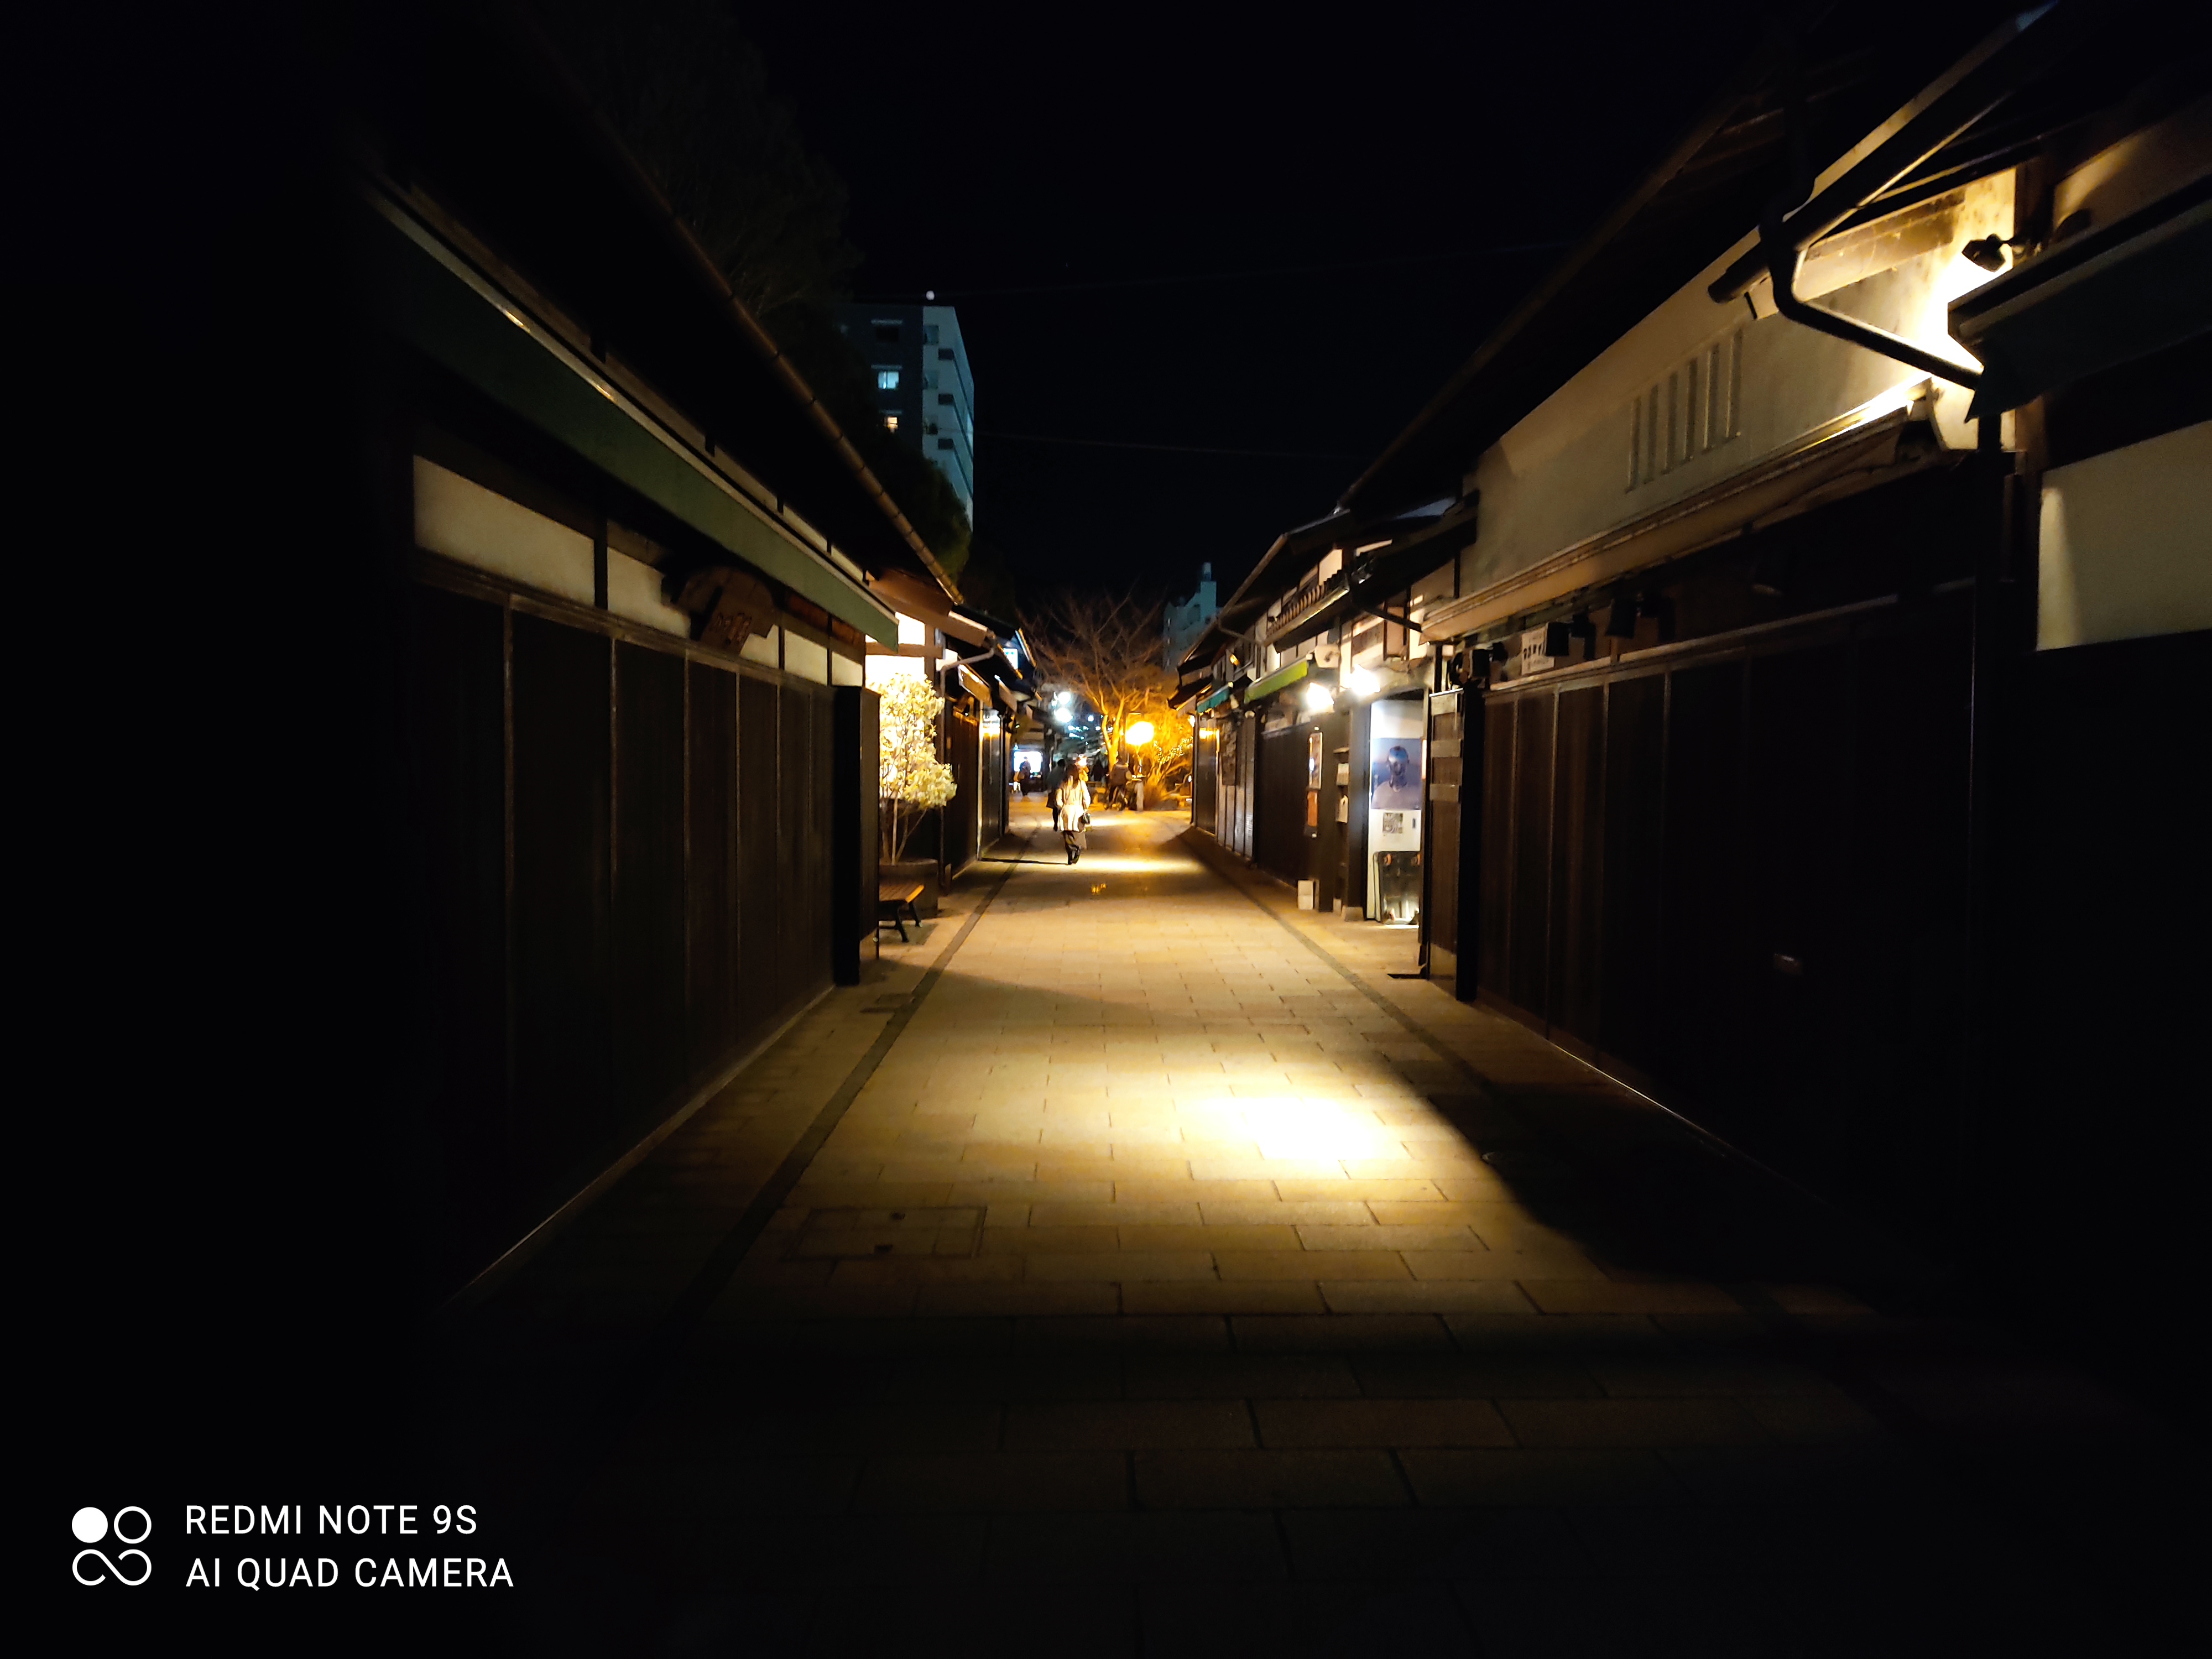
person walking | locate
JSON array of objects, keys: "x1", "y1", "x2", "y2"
[
  {"x1": 1048, "y1": 761, "x2": 1063, "y2": 833},
  {"x1": 1055, "y1": 763, "x2": 1092, "y2": 864}
]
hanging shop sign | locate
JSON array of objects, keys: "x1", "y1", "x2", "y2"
[{"x1": 1519, "y1": 626, "x2": 1561, "y2": 676}]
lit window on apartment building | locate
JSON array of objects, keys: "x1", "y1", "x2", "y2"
[
  {"x1": 884, "y1": 414, "x2": 900, "y2": 432},
  {"x1": 876, "y1": 368, "x2": 900, "y2": 390}
]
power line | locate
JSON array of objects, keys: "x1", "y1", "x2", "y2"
[
  {"x1": 977, "y1": 430, "x2": 1365, "y2": 461},
  {"x1": 934, "y1": 241, "x2": 1573, "y2": 299}
]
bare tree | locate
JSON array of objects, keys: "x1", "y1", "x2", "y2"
[{"x1": 1022, "y1": 587, "x2": 1178, "y2": 773}]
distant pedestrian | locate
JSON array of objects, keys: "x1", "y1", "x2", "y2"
[
  {"x1": 1056, "y1": 764, "x2": 1093, "y2": 865},
  {"x1": 1049, "y1": 764, "x2": 1063, "y2": 832}
]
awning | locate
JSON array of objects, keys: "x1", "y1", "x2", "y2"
[
  {"x1": 1243, "y1": 658, "x2": 1313, "y2": 703},
  {"x1": 359, "y1": 187, "x2": 899, "y2": 644},
  {"x1": 874, "y1": 571, "x2": 989, "y2": 645},
  {"x1": 1178, "y1": 509, "x2": 1358, "y2": 674},
  {"x1": 1267, "y1": 501, "x2": 1478, "y2": 651},
  {"x1": 1951, "y1": 178, "x2": 2212, "y2": 415},
  {"x1": 1194, "y1": 683, "x2": 1238, "y2": 714},
  {"x1": 1414, "y1": 403, "x2": 1937, "y2": 643}
]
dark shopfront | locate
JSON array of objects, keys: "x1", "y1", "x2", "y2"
[
  {"x1": 895, "y1": 691, "x2": 1009, "y2": 881},
  {"x1": 938, "y1": 698, "x2": 1010, "y2": 877},
  {"x1": 406, "y1": 552, "x2": 866, "y2": 1298},
  {"x1": 1252, "y1": 704, "x2": 1351, "y2": 911},
  {"x1": 353, "y1": 98, "x2": 909, "y2": 1295},
  {"x1": 1448, "y1": 463, "x2": 1995, "y2": 1250}
]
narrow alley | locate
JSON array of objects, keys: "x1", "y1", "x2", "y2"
[
  {"x1": 40, "y1": 10, "x2": 2209, "y2": 1651},
  {"x1": 444, "y1": 801, "x2": 2187, "y2": 1655}
]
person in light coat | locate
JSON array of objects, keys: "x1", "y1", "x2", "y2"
[{"x1": 1054, "y1": 764, "x2": 1092, "y2": 864}]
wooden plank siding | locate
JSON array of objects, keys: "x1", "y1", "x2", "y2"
[
  {"x1": 945, "y1": 709, "x2": 980, "y2": 875},
  {"x1": 1422, "y1": 696, "x2": 1464, "y2": 978},
  {"x1": 1463, "y1": 593, "x2": 1975, "y2": 1249},
  {"x1": 404, "y1": 572, "x2": 841, "y2": 1293},
  {"x1": 1254, "y1": 723, "x2": 1310, "y2": 891}
]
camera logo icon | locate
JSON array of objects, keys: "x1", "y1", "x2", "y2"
[{"x1": 73, "y1": 1507, "x2": 152, "y2": 1586}]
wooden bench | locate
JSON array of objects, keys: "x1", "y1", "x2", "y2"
[{"x1": 877, "y1": 880, "x2": 926, "y2": 944}]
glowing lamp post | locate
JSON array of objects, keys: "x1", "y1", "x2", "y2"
[{"x1": 1124, "y1": 721, "x2": 1156, "y2": 811}]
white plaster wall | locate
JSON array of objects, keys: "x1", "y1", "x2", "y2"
[
  {"x1": 865, "y1": 654, "x2": 926, "y2": 685},
  {"x1": 2038, "y1": 421, "x2": 2212, "y2": 650},
  {"x1": 1460, "y1": 175, "x2": 2015, "y2": 598},
  {"x1": 413, "y1": 456, "x2": 593, "y2": 606},
  {"x1": 784, "y1": 633, "x2": 830, "y2": 684},
  {"x1": 605, "y1": 549, "x2": 690, "y2": 637}
]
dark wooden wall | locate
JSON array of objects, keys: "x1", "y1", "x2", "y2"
[
  {"x1": 946, "y1": 709, "x2": 980, "y2": 872},
  {"x1": 1424, "y1": 692, "x2": 1466, "y2": 978},
  {"x1": 406, "y1": 576, "x2": 839, "y2": 1290},
  {"x1": 1254, "y1": 722, "x2": 1309, "y2": 889},
  {"x1": 1310, "y1": 710, "x2": 1349, "y2": 912},
  {"x1": 1191, "y1": 723, "x2": 1219, "y2": 830},
  {"x1": 1465, "y1": 593, "x2": 1975, "y2": 1245},
  {"x1": 832, "y1": 686, "x2": 881, "y2": 985},
  {"x1": 979, "y1": 718, "x2": 1009, "y2": 851},
  {"x1": 1340, "y1": 701, "x2": 1372, "y2": 916}
]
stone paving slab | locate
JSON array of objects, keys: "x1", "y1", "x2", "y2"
[{"x1": 459, "y1": 804, "x2": 2197, "y2": 1649}]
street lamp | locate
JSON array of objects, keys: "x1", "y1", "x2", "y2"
[{"x1": 1125, "y1": 721, "x2": 1155, "y2": 748}]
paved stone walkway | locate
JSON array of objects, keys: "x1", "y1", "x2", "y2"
[{"x1": 457, "y1": 801, "x2": 2191, "y2": 1655}]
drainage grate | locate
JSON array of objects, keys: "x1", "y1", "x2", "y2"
[{"x1": 786, "y1": 1206, "x2": 984, "y2": 1259}]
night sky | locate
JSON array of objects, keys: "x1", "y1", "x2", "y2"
[{"x1": 742, "y1": 7, "x2": 1768, "y2": 603}]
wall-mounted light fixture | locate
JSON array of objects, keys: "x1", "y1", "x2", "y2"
[
  {"x1": 1302, "y1": 680, "x2": 1335, "y2": 713},
  {"x1": 1346, "y1": 665, "x2": 1380, "y2": 697},
  {"x1": 1960, "y1": 233, "x2": 2027, "y2": 273}
]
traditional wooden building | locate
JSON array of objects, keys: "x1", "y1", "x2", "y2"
[
  {"x1": 864, "y1": 571, "x2": 1031, "y2": 884},
  {"x1": 1187, "y1": 4, "x2": 2208, "y2": 1313},
  {"x1": 343, "y1": 4, "x2": 979, "y2": 1296}
]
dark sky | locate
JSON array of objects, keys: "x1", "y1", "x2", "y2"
[{"x1": 741, "y1": 6, "x2": 1768, "y2": 602}]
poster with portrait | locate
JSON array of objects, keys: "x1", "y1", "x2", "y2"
[{"x1": 1369, "y1": 735, "x2": 1424, "y2": 812}]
